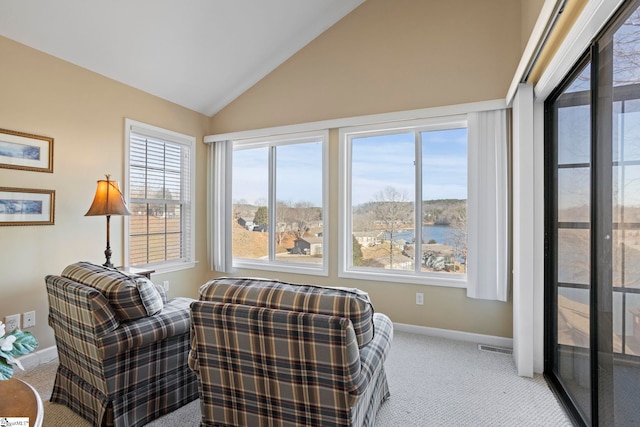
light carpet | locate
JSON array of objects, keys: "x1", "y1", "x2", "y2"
[{"x1": 15, "y1": 331, "x2": 572, "y2": 426}]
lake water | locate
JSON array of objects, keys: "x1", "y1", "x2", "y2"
[{"x1": 389, "y1": 225, "x2": 456, "y2": 244}]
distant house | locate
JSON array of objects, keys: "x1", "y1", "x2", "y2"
[
  {"x1": 252, "y1": 224, "x2": 267, "y2": 232},
  {"x1": 237, "y1": 217, "x2": 254, "y2": 230},
  {"x1": 353, "y1": 231, "x2": 384, "y2": 247},
  {"x1": 292, "y1": 237, "x2": 323, "y2": 255}
]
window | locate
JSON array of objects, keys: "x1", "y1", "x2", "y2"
[
  {"x1": 230, "y1": 131, "x2": 328, "y2": 274},
  {"x1": 340, "y1": 117, "x2": 468, "y2": 286},
  {"x1": 124, "y1": 119, "x2": 195, "y2": 272}
]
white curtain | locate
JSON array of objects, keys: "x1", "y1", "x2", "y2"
[
  {"x1": 466, "y1": 109, "x2": 509, "y2": 301},
  {"x1": 207, "y1": 140, "x2": 232, "y2": 272}
]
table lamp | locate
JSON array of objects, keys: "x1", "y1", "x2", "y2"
[{"x1": 85, "y1": 174, "x2": 131, "y2": 268}]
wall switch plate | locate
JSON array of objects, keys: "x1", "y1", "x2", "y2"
[
  {"x1": 4, "y1": 314, "x2": 20, "y2": 332},
  {"x1": 23, "y1": 311, "x2": 36, "y2": 328},
  {"x1": 416, "y1": 293, "x2": 424, "y2": 305}
]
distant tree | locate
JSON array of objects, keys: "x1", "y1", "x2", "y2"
[
  {"x1": 428, "y1": 239, "x2": 437, "y2": 244},
  {"x1": 253, "y1": 206, "x2": 268, "y2": 226},
  {"x1": 352, "y1": 234, "x2": 364, "y2": 266}
]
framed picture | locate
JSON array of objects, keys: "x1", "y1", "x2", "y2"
[
  {"x1": 0, "y1": 187, "x2": 55, "y2": 226},
  {"x1": 0, "y1": 128, "x2": 54, "y2": 173}
]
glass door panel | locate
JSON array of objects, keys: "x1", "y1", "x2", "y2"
[
  {"x1": 552, "y1": 61, "x2": 592, "y2": 424},
  {"x1": 610, "y1": 7, "x2": 640, "y2": 423}
]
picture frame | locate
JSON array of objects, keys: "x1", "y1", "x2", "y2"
[
  {"x1": 0, "y1": 187, "x2": 55, "y2": 226},
  {"x1": 0, "y1": 128, "x2": 54, "y2": 173}
]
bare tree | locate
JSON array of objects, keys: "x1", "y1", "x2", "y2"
[
  {"x1": 445, "y1": 204, "x2": 467, "y2": 272},
  {"x1": 289, "y1": 201, "x2": 318, "y2": 239},
  {"x1": 613, "y1": 11, "x2": 640, "y2": 86},
  {"x1": 371, "y1": 187, "x2": 413, "y2": 269},
  {"x1": 275, "y1": 200, "x2": 290, "y2": 246},
  {"x1": 274, "y1": 200, "x2": 321, "y2": 247}
]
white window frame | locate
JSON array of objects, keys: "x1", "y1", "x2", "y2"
[
  {"x1": 229, "y1": 130, "x2": 329, "y2": 276},
  {"x1": 124, "y1": 119, "x2": 196, "y2": 273},
  {"x1": 339, "y1": 115, "x2": 468, "y2": 288}
]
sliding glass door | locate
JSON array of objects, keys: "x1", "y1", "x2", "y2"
[
  {"x1": 547, "y1": 57, "x2": 593, "y2": 425},
  {"x1": 546, "y1": 1, "x2": 640, "y2": 425}
]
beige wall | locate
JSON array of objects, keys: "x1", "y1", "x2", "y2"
[
  {"x1": 212, "y1": 0, "x2": 522, "y2": 133},
  {"x1": 0, "y1": 36, "x2": 212, "y2": 349},
  {"x1": 208, "y1": 0, "x2": 523, "y2": 338}
]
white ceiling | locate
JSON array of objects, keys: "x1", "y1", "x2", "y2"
[{"x1": 0, "y1": 0, "x2": 364, "y2": 116}]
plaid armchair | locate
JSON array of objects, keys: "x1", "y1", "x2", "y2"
[
  {"x1": 45, "y1": 262, "x2": 199, "y2": 427},
  {"x1": 189, "y1": 277, "x2": 393, "y2": 427}
]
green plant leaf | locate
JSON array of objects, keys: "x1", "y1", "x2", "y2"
[
  {"x1": 7, "y1": 330, "x2": 38, "y2": 356},
  {"x1": 0, "y1": 358, "x2": 14, "y2": 380}
]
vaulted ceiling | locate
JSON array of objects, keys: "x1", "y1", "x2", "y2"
[{"x1": 0, "y1": 0, "x2": 364, "y2": 116}]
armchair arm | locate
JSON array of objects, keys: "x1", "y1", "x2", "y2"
[
  {"x1": 350, "y1": 312, "x2": 393, "y2": 397},
  {"x1": 99, "y1": 297, "x2": 194, "y2": 358},
  {"x1": 46, "y1": 275, "x2": 119, "y2": 338}
]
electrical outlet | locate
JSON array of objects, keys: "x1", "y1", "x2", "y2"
[
  {"x1": 163, "y1": 280, "x2": 170, "y2": 292},
  {"x1": 23, "y1": 311, "x2": 36, "y2": 328},
  {"x1": 4, "y1": 314, "x2": 20, "y2": 332},
  {"x1": 416, "y1": 292, "x2": 424, "y2": 305}
]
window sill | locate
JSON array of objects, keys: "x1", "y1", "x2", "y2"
[
  {"x1": 232, "y1": 259, "x2": 328, "y2": 277},
  {"x1": 129, "y1": 260, "x2": 197, "y2": 276},
  {"x1": 339, "y1": 268, "x2": 467, "y2": 288}
]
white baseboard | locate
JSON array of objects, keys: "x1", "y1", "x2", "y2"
[
  {"x1": 393, "y1": 322, "x2": 513, "y2": 349},
  {"x1": 17, "y1": 345, "x2": 58, "y2": 371}
]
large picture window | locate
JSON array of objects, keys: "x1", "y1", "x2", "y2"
[
  {"x1": 230, "y1": 131, "x2": 328, "y2": 274},
  {"x1": 340, "y1": 117, "x2": 468, "y2": 286},
  {"x1": 124, "y1": 119, "x2": 195, "y2": 272},
  {"x1": 207, "y1": 102, "x2": 507, "y2": 295}
]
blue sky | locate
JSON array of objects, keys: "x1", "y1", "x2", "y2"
[
  {"x1": 233, "y1": 142, "x2": 323, "y2": 206},
  {"x1": 232, "y1": 128, "x2": 467, "y2": 207},
  {"x1": 351, "y1": 128, "x2": 467, "y2": 205}
]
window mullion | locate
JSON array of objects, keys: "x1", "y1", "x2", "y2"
[
  {"x1": 415, "y1": 131, "x2": 423, "y2": 274},
  {"x1": 163, "y1": 142, "x2": 168, "y2": 261},
  {"x1": 145, "y1": 139, "x2": 150, "y2": 265},
  {"x1": 345, "y1": 134, "x2": 354, "y2": 269},
  {"x1": 269, "y1": 144, "x2": 277, "y2": 262}
]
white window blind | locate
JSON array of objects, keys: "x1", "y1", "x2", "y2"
[{"x1": 125, "y1": 120, "x2": 195, "y2": 271}]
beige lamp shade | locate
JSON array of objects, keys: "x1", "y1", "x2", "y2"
[{"x1": 85, "y1": 176, "x2": 131, "y2": 217}]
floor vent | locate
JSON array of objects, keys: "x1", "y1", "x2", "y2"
[{"x1": 478, "y1": 344, "x2": 513, "y2": 355}]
